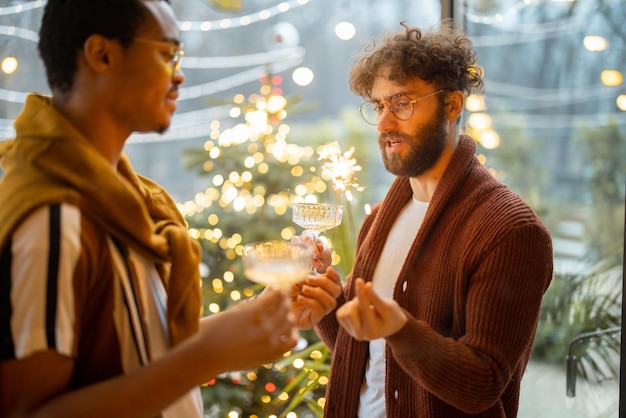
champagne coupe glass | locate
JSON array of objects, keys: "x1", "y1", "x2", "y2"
[
  {"x1": 292, "y1": 202, "x2": 343, "y2": 274},
  {"x1": 241, "y1": 240, "x2": 314, "y2": 290}
]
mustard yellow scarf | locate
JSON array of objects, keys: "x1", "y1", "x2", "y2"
[{"x1": 0, "y1": 94, "x2": 200, "y2": 345}]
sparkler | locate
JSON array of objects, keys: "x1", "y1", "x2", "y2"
[
  {"x1": 317, "y1": 141, "x2": 364, "y2": 239},
  {"x1": 318, "y1": 141, "x2": 364, "y2": 202}
]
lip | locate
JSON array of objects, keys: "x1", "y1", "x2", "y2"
[
  {"x1": 166, "y1": 90, "x2": 179, "y2": 111},
  {"x1": 381, "y1": 134, "x2": 404, "y2": 150},
  {"x1": 166, "y1": 90, "x2": 179, "y2": 101}
]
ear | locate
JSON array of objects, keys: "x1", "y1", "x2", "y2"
[
  {"x1": 446, "y1": 90, "x2": 465, "y2": 121},
  {"x1": 82, "y1": 34, "x2": 114, "y2": 73}
]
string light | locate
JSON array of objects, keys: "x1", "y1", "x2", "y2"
[
  {"x1": 0, "y1": 25, "x2": 39, "y2": 42},
  {"x1": 0, "y1": 0, "x2": 309, "y2": 108},
  {"x1": 0, "y1": 51, "x2": 305, "y2": 105},
  {"x1": 179, "y1": 0, "x2": 314, "y2": 32},
  {"x1": 183, "y1": 46, "x2": 304, "y2": 69},
  {"x1": 467, "y1": 0, "x2": 623, "y2": 48},
  {"x1": 0, "y1": 0, "x2": 43, "y2": 16}
]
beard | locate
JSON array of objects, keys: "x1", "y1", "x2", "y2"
[{"x1": 378, "y1": 104, "x2": 448, "y2": 177}]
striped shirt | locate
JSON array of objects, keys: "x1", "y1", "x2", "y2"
[{"x1": 0, "y1": 203, "x2": 202, "y2": 417}]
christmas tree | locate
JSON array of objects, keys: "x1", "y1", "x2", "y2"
[{"x1": 179, "y1": 73, "x2": 368, "y2": 417}]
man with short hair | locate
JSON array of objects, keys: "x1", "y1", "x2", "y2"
[{"x1": 0, "y1": 1, "x2": 300, "y2": 417}]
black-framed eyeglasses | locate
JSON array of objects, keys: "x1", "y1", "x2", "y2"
[
  {"x1": 359, "y1": 89, "x2": 446, "y2": 126},
  {"x1": 133, "y1": 37, "x2": 184, "y2": 72}
]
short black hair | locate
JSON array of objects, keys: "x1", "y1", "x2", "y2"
[{"x1": 38, "y1": 0, "x2": 171, "y2": 93}]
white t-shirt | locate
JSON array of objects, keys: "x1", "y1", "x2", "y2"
[
  {"x1": 130, "y1": 248, "x2": 204, "y2": 418},
  {"x1": 358, "y1": 197, "x2": 428, "y2": 418}
]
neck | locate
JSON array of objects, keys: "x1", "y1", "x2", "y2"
[{"x1": 53, "y1": 93, "x2": 127, "y2": 167}]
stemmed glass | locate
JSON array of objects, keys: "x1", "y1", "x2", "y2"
[
  {"x1": 292, "y1": 202, "x2": 343, "y2": 274},
  {"x1": 241, "y1": 240, "x2": 314, "y2": 289}
]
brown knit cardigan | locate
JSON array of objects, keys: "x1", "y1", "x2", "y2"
[{"x1": 316, "y1": 134, "x2": 553, "y2": 417}]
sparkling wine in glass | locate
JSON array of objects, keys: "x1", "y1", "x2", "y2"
[
  {"x1": 292, "y1": 202, "x2": 343, "y2": 273},
  {"x1": 241, "y1": 240, "x2": 313, "y2": 289}
]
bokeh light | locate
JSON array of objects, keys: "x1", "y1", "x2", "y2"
[
  {"x1": 292, "y1": 67, "x2": 314, "y2": 86},
  {"x1": 335, "y1": 21, "x2": 356, "y2": 40}
]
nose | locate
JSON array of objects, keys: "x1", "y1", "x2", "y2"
[
  {"x1": 172, "y1": 68, "x2": 185, "y2": 85},
  {"x1": 377, "y1": 105, "x2": 396, "y2": 132}
]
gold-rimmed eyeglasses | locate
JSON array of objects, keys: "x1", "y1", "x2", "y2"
[
  {"x1": 359, "y1": 89, "x2": 446, "y2": 126},
  {"x1": 133, "y1": 37, "x2": 184, "y2": 72}
]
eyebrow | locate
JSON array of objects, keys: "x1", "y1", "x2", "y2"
[
  {"x1": 160, "y1": 37, "x2": 181, "y2": 48},
  {"x1": 164, "y1": 37, "x2": 181, "y2": 46},
  {"x1": 370, "y1": 91, "x2": 413, "y2": 102},
  {"x1": 148, "y1": 35, "x2": 181, "y2": 47}
]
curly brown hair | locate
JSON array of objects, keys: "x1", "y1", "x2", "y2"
[{"x1": 349, "y1": 20, "x2": 483, "y2": 99}]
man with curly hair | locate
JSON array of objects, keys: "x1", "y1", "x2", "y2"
[{"x1": 292, "y1": 21, "x2": 553, "y2": 417}]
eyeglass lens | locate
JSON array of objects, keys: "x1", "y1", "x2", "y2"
[
  {"x1": 133, "y1": 37, "x2": 183, "y2": 72},
  {"x1": 360, "y1": 94, "x2": 414, "y2": 125}
]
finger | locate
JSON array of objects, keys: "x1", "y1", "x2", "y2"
[
  {"x1": 261, "y1": 298, "x2": 298, "y2": 348},
  {"x1": 354, "y1": 281, "x2": 378, "y2": 328},
  {"x1": 298, "y1": 278, "x2": 341, "y2": 313},
  {"x1": 312, "y1": 258, "x2": 326, "y2": 273},
  {"x1": 324, "y1": 267, "x2": 342, "y2": 286},
  {"x1": 304, "y1": 273, "x2": 341, "y2": 298},
  {"x1": 276, "y1": 325, "x2": 299, "y2": 348},
  {"x1": 256, "y1": 287, "x2": 286, "y2": 313},
  {"x1": 307, "y1": 267, "x2": 341, "y2": 293},
  {"x1": 361, "y1": 282, "x2": 386, "y2": 312},
  {"x1": 289, "y1": 282, "x2": 303, "y2": 301},
  {"x1": 337, "y1": 298, "x2": 363, "y2": 338},
  {"x1": 296, "y1": 289, "x2": 334, "y2": 315}
]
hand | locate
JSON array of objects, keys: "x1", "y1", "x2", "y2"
[
  {"x1": 291, "y1": 232, "x2": 331, "y2": 273},
  {"x1": 199, "y1": 287, "x2": 298, "y2": 372},
  {"x1": 291, "y1": 266, "x2": 342, "y2": 329},
  {"x1": 336, "y1": 278, "x2": 407, "y2": 341}
]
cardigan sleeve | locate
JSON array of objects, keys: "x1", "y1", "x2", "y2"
[{"x1": 385, "y1": 221, "x2": 553, "y2": 414}]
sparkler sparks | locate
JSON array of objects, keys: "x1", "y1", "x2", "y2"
[{"x1": 318, "y1": 141, "x2": 364, "y2": 200}]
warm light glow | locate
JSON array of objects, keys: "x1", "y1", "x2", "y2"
[
  {"x1": 479, "y1": 129, "x2": 501, "y2": 150},
  {"x1": 292, "y1": 67, "x2": 314, "y2": 86},
  {"x1": 467, "y1": 113, "x2": 492, "y2": 130},
  {"x1": 583, "y1": 35, "x2": 607, "y2": 52},
  {"x1": 229, "y1": 107, "x2": 242, "y2": 118},
  {"x1": 267, "y1": 94, "x2": 287, "y2": 113},
  {"x1": 600, "y1": 70, "x2": 623, "y2": 87},
  {"x1": 617, "y1": 95, "x2": 626, "y2": 111},
  {"x1": 335, "y1": 21, "x2": 356, "y2": 40},
  {"x1": 318, "y1": 141, "x2": 363, "y2": 194},
  {"x1": 1, "y1": 56, "x2": 18, "y2": 74},
  {"x1": 245, "y1": 110, "x2": 269, "y2": 132},
  {"x1": 465, "y1": 94, "x2": 486, "y2": 112}
]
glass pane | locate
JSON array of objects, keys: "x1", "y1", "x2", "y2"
[
  {"x1": 1, "y1": 0, "x2": 622, "y2": 417},
  {"x1": 461, "y1": 1, "x2": 625, "y2": 417}
]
